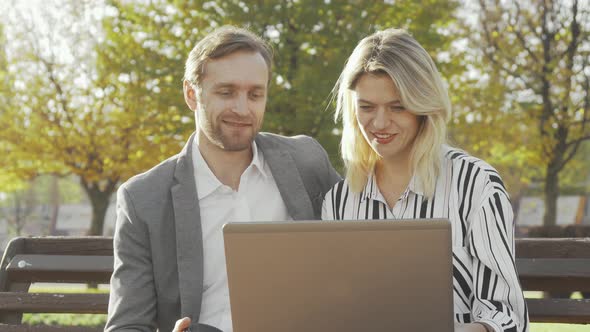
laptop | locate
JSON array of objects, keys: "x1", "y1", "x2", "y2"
[{"x1": 223, "y1": 219, "x2": 453, "y2": 332}]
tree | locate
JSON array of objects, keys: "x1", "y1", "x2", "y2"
[
  {"x1": 0, "y1": 21, "x2": 24, "y2": 193},
  {"x1": 469, "y1": 0, "x2": 589, "y2": 226},
  {"x1": 449, "y1": 68, "x2": 538, "y2": 215},
  {"x1": 0, "y1": 180, "x2": 38, "y2": 236},
  {"x1": 1, "y1": 0, "x2": 462, "y2": 236},
  {"x1": 102, "y1": 0, "x2": 461, "y2": 171},
  {"x1": 0, "y1": 1, "x2": 187, "y2": 235}
]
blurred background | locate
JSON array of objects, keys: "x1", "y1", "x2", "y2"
[{"x1": 0, "y1": 0, "x2": 589, "y2": 247}]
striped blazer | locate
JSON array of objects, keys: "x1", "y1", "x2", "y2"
[{"x1": 322, "y1": 146, "x2": 529, "y2": 332}]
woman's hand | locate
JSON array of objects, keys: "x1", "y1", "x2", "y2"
[{"x1": 172, "y1": 317, "x2": 191, "y2": 332}]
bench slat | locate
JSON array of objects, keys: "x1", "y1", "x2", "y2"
[
  {"x1": 516, "y1": 238, "x2": 590, "y2": 258},
  {"x1": 526, "y1": 298, "x2": 590, "y2": 323},
  {"x1": 521, "y1": 278, "x2": 590, "y2": 292},
  {"x1": 517, "y1": 258, "x2": 590, "y2": 278},
  {"x1": 517, "y1": 258, "x2": 590, "y2": 292},
  {"x1": 6, "y1": 255, "x2": 113, "y2": 273},
  {"x1": 0, "y1": 292, "x2": 109, "y2": 314},
  {"x1": 0, "y1": 324, "x2": 103, "y2": 332},
  {"x1": 23, "y1": 237, "x2": 112, "y2": 256},
  {"x1": 5, "y1": 255, "x2": 113, "y2": 284}
]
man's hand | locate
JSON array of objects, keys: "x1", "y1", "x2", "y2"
[{"x1": 172, "y1": 317, "x2": 191, "y2": 332}]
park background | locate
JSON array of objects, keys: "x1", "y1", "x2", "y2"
[{"x1": 0, "y1": 0, "x2": 589, "y2": 330}]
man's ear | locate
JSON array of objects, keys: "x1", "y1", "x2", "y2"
[{"x1": 183, "y1": 80, "x2": 197, "y2": 111}]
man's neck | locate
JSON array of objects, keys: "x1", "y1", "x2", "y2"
[{"x1": 197, "y1": 135, "x2": 253, "y2": 191}]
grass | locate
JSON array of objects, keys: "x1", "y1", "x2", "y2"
[
  {"x1": 22, "y1": 285, "x2": 107, "y2": 327},
  {"x1": 23, "y1": 313, "x2": 107, "y2": 327},
  {"x1": 19, "y1": 287, "x2": 590, "y2": 330}
]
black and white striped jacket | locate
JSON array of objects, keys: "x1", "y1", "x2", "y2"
[{"x1": 322, "y1": 146, "x2": 529, "y2": 332}]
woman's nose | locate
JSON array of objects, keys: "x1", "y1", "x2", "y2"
[{"x1": 372, "y1": 109, "x2": 390, "y2": 130}]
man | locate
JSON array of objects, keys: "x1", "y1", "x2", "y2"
[{"x1": 105, "y1": 26, "x2": 340, "y2": 332}]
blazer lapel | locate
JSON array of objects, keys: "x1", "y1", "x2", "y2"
[
  {"x1": 171, "y1": 133, "x2": 203, "y2": 322},
  {"x1": 256, "y1": 135, "x2": 314, "y2": 220}
]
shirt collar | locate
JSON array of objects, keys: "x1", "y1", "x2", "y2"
[
  {"x1": 407, "y1": 173, "x2": 424, "y2": 196},
  {"x1": 192, "y1": 141, "x2": 267, "y2": 200},
  {"x1": 361, "y1": 170, "x2": 423, "y2": 203},
  {"x1": 361, "y1": 146, "x2": 450, "y2": 203},
  {"x1": 192, "y1": 143, "x2": 223, "y2": 200},
  {"x1": 361, "y1": 173, "x2": 379, "y2": 202},
  {"x1": 250, "y1": 140, "x2": 269, "y2": 179}
]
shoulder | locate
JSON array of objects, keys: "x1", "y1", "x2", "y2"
[
  {"x1": 322, "y1": 179, "x2": 353, "y2": 218},
  {"x1": 257, "y1": 132, "x2": 324, "y2": 153},
  {"x1": 256, "y1": 132, "x2": 334, "y2": 173},
  {"x1": 118, "y1": 153, "x2": 180, "y2": 201},
  {"x1": 323, "y1": 179, "x2": 354, "y2": 204},
  {"x1": 443, "y1": 145, "x2": 508, "y2": 197}
]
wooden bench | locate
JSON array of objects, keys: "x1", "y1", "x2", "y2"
[
  {"x1": 516, "y1": 238, "x2": 590, "y2": 323},
  {"x1": 0, "y1": 236, "x2": 589, "y2": 330},
  {"x1": 0, "y1": 236, "x2": 113, "y2": 332}
]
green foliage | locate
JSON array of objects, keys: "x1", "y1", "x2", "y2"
[
  {"x1": 448, "y1": 64, "x2": 541, "y2": 196},
  {"x1": 102, "y1": 0, "x2": 460, "y2": 172},
  {"x1": 0, "y1": 171, "x2": 27, "y2": 193}
]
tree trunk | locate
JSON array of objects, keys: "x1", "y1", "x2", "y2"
[
  {"x1": 48, "y1": 175, "x2": 60, "y2": 235},
  {"x1": 80, "y1": 179, "x2": 116, "y2": 236},
  {"x1": 13, "y1": 192, "x2": 22, "y2": 236},
  {"x1": 86, "y1": 189, "x2": 110, "y2": 236},
  {"x1": 543, "y1": 166, "x2": 559, "y2": 227},
  {"x1": 80, "y1": 179, "x2": 117, "y2": 289}
]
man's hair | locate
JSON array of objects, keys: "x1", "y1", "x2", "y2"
[
  {"x1": 183, "y1": 25, "x2": 273, "y2": 86},
  {"x1": 333, "y1": 28, "x2": 451, "y2": 197}
]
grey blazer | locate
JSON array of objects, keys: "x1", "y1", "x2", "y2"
[{"x1": 105, "y1": 132, "x2": 341, "y2": 332}]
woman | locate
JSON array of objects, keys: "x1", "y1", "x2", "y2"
[{"x1": 322, "y1": 29, "x2": 529, "y2": 332}]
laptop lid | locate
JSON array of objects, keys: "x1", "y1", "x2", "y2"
[{"x1": 223, "y1": 219, "x2": 453, "y2": 332}]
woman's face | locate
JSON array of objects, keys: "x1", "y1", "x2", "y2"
[{"x1": 353, "y1": 73, "x2": 421, "y2": 164}]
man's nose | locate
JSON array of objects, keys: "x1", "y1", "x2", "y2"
[{"x1": 232, "y1": 93, "x2": 249, "y2": 115}]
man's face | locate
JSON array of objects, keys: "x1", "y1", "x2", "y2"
[{"x1": 185, "y1": 50, "x2": 268, "y2": 152}]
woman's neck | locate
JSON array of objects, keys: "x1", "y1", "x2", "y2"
[{"x1": 375, "y1": 159, "x2": 413, "y2": 208}]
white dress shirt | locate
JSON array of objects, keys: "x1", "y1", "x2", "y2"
[{"x1": 193, "y1": 141, "x2": 292, "y2": 332}]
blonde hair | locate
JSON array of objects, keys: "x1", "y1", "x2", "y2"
[
  {"x1": 334, "y1": 28, "x2": 451, "y2": 197},
  {"x1": 183, "y1": 25, "x2": 273, "y2": 86}
]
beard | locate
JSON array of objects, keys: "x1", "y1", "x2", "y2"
[{"x1": 201, "y1": 112, "x2": 262, "y2": 152}]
